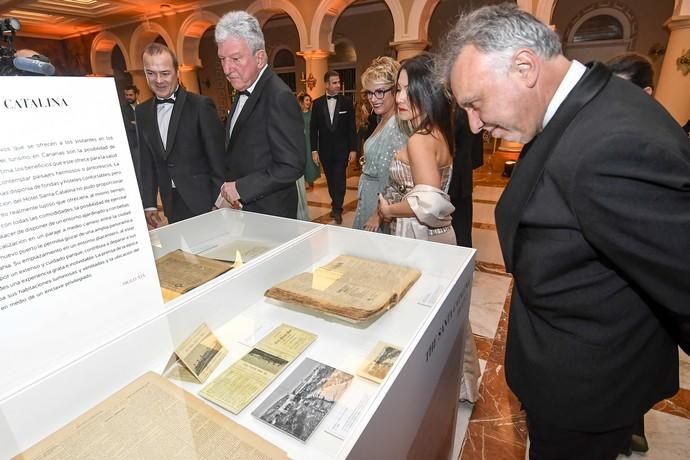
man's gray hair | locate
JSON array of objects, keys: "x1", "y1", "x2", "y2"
[
  {"x1": 215, "y1": 11, "x2": 265, "y2": 54},
  {"x1": 437, "y1": 3, "x2": 561, "y2": 86}
]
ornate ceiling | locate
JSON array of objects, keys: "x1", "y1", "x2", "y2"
[{"x1": 0, "y1": 0, "x2": 204, "y2": 38}]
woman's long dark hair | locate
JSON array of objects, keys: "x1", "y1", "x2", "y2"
[{"x1": 397, "y1": 53, "x2": 453, "y2": 153}]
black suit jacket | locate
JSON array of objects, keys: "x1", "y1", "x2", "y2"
[
  {"x1": 225, "y1": 67, "x2": 305, "y2": 218},
  {"x1": 449, "y1": 109, "x2": 483, "y2": 201},
  {"x1": 310, "y1": 94, "x2": 357, "y2": 158},
  {"x1": 449, "y1": 109, "x2": 484, "y2": 246},
  {"x1": 137, "y1": 87, "x2": 225, "y2": 217},
  {"x1": 495, "y1": 63, "x2": 690, "y2": 431}
]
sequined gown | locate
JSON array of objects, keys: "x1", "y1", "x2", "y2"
[
  {"x1": 352, "y1": 116, "x2": 408, "y2": 231},
  {"x1": 386, "y1": 158, "x2": 456, "y2": 244}
]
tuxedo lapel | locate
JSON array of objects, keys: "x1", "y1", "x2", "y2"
[
  {"x1": 227, "y1": 68, "x2": 271, "y2": 151},
  {"x1": 495, "y1": 62, "x2": 611, "y2": 272},
  {"x1": 332, "y1": 95, "x2": 342, "y2": 131},
  {"x1": 164, "y1": 88, "x2": 186, "y2": 158},
  {"x1": 148, "y1": 101, "x2": 166, "y2": 158},
  {"x1": 225, "y1": 97, "x2": 240, "y2": 149}
]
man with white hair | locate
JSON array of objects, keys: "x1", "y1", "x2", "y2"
[
  {"x1": 216, "y1": 11, "x2": 305, "y2": 218},
  {"x1": 438, "y1": 4, "x2": 690, "y2": 459}
]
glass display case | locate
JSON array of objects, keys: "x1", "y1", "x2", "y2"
[
  {"x1": 148, "y1": 208, "x2": 321, "y2": 305},
  {"x1": 1, "y1": 216, "x2": 475, "y2": 459}
]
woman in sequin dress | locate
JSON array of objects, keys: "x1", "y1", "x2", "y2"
[
  {"x1": 353, "y1": 57, "x2": 408, "y2": 232},
  {"x1": 378, "y1": 54, "x2": 481, "y2": 402}
]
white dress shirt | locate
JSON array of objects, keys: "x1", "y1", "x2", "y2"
[
  {"x1": 228, "y1": 64, "x2": 268, "y2": 138},
  {"x1": 327, "y1": 95, "x2": 337, "y2": 123},
  {"x1": 157, "y1": 86, "x2": 178, "y2": 192},
  {"x1": 542, "y1": 60, "x2": 586, "y2": 129}
]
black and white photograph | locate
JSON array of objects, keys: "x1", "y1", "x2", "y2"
[
  {"x1": 243, "y1": 348, "x2": 289, "y2": 375},
  {"x1": 252, "y1": 358, "x2": 353, "y2": 442}
]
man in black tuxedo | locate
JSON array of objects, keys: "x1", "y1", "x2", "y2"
[
  {"x1": 121, "y1": 85, "x2": 139, "y2": 177},
  {"x1": 310, "y1": 70, "x2": 357, "y2": 224},
  {"x1": 216, "y1": 11, "x2": 304, "y2": 219},
  {"x1": 440, "y1": 4, "x2": 690, "y2": 459},
  {"x1": 137, "y1": 43, "x2": 225, "y2": 227}
]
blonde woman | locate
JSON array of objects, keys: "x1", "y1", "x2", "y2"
[{"x1": 353, "y1": 56, "x2": 408, "y2": 231}]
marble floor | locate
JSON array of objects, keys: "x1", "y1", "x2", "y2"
[{"x1": 305, "y1": 151, "x2": 690, "y2": 459}]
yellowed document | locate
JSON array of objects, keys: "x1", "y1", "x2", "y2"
[
  {"x1": 14, "y1": 372, "x2": 287, "y2": 460},
  {"x1": 174, "y1": 323, "x2": 227, "y2": 384},
  {"x1": 200, "y1": 324, "x2": 316, "y2": 414},
  {"x1": 199, "y1": 240, "x2": 274, "y2": 265},
  {"x1": 155, "y1": 249, "x2": 233, "y2": 300},
  {"x1": 358, "y1": 341, "x2": 403, "y2": 384},
  {"x1": 265, "y1": 255, "x2": 421, "y2": 322}
]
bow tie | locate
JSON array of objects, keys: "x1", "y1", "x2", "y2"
[
  {"x1": 238, "y1": 90, "x2": 251, "y2": 97},
  {"x1": 327, "y1": 95, "x2": 338, "y2": 100},
  {"x1": 156, "y1": 97, "x2": 175, "y2": 105}
]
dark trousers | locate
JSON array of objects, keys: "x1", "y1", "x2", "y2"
[
  {"x1": 451, "y1": 193, "x2": 473, "y2": 247},
  {"x1": 527, "y1": 413, "x2": 633, "y2": 460},
  {"x1": 167, "y1": 189, "x2": 195, "y2": 224},
  {"x1": 321, "y1": 153, "x2": 348, "y2": 214}
]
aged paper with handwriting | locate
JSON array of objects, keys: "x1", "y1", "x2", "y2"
[
  {"x1": 155, "y1": 249, "x2": 233, "y2": 301},
  {"x1": 200, "y1": 324, "x2": 316, "y2": 414},
  {"x1": 14, "y1": 372, "x2": 287, "y2": 460},
  {"x1": 265, "y1": 255, "x2": 421, "y2": 322}
]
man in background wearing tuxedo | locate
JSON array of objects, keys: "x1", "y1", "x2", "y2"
[
  {"x1": 137, "y1": 43, "x2": 225, "y2": 227},
  {"x1": 310, "y1": 70, "x2": 357, "y2": 224},
  {"x1": 121, "y1": 84, "x2": 140, "y2": 177}
]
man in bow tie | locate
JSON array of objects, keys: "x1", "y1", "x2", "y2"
[
  {"x1": 216, "y1": 11, "x2": 305, "y2": 218},
  {"x1": 136, "y1": 42, "x2": 225, "y2": 227},
  {"x1": 310, "y1": 71, "x2": 357, "y2": 224}
]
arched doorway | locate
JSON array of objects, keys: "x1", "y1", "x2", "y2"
[
  {"x1": 262, "y1": 13, "x2": 303, "y2": 94},
  {"x1": 272, "y1": 46, "x2": 298, "y2": 93},
  {"x1": 111, "y1": 46, "x2": 131, "y2": 104}
]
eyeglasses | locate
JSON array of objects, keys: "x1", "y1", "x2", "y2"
[{"x1": 363, "y1": 87, "x2": 394, "y2": 100}]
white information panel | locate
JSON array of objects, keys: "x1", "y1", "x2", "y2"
[{"x1": 0, "y1": 77, "x2": 164, "y2": 399}]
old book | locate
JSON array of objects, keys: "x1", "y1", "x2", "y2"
[
  {"x1": 264, "y1": 255, "x2": 421, "y2": 322},
  {"x1": 200, "y1": 324, "x2": 316, "y2": 414},
  {"x1": 357, "y1": 341, "x2": 403, "y2": 384},
  {"x1": 155, "y1": 249, "x2": 233, "y2": 301},
  {"x1": 14, "y1": 372, "x2": 287, "y2": 460}
]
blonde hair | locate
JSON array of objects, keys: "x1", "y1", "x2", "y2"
[{"x1": 360, "y1": 56, "x2": 400, "y2": 89}]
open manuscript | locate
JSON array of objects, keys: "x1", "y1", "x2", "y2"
[{"x1": 265, "y1": 255, "x2": 421, "y2": 322}]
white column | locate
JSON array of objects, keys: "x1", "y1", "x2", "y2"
[
  {"x1": 655, "y1": 16, "x2": 690, "y2": 124},
  {"x1": 389, "y1": 40, "x2": 429, "y2": 62},
  {"x1": 297, "y1": 50, "x2": 330, "y2": 98}
]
